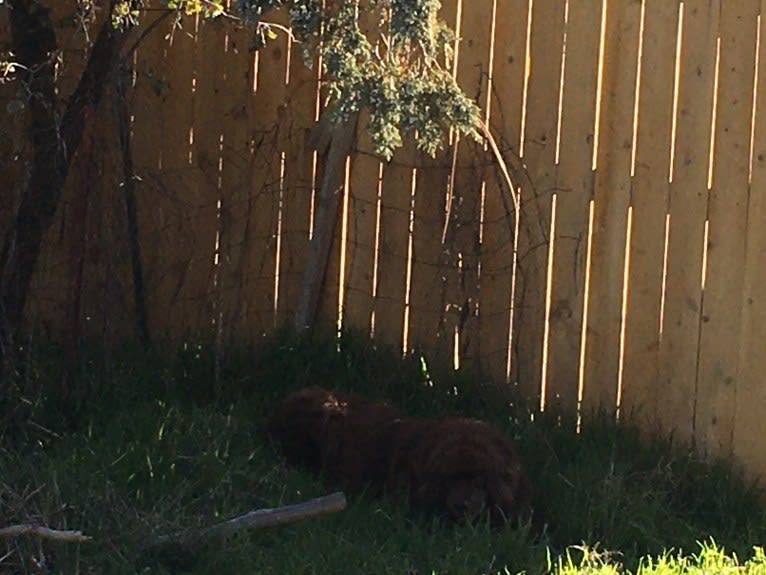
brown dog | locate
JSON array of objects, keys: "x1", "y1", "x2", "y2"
[
  {"x1": 266, "y1": 386, "x2": 402, "y2": 491},
  {"x1": 267, "y1": 387, "x2": 533, "y2": 523},
  {"x1": 383, "y1": 417, "x2": 533, "y2": 522}
]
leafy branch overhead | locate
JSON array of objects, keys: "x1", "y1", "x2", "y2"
[{"x1": 116, "y1": 0, "x2": 481, "y2": 159}]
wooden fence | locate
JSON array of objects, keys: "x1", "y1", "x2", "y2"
[{"x1": 2, "y1": 0, "x2": 766, "y2": 482}]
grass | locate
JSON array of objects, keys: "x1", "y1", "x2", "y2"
[{"x1": 1, "y1": 328, "x2": 765, "y2": 574}]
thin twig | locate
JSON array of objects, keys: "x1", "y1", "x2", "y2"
[{"x1": 123, "y1": 10, "x2": 174, "y2": 58}]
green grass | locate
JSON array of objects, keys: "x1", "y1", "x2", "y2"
[{"x1": 1, "y1": 329, "x2": 765, "y2": 574}]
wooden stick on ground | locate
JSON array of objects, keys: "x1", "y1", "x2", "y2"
[
  {"x1": 147, "y1": 491, "x2": 347, "y2": 550},
  {"x1": 0, "y1": 524, "x2": 91, "y2": 543}
]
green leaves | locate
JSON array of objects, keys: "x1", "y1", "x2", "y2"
[
  {"x1": 235, "y1": 0, "x2": 481, "y2": 160},
  {"x1": 112, "y1": 0, "x2": 140, "y2": 28},
  {"x1": 117, "y1": 0, "x2": 480, "y2": 158}
]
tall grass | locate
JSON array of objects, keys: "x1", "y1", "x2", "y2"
[{"x1": 1, "y1": 329, "x2": 764, "y2": 574}]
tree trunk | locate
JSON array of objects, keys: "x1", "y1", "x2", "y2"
[{"x1": 0, "y1": 1, "x2": 127, "y2": 370}]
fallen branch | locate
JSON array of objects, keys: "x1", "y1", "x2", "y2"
[
  {"x1": 0, "y1": 524, "x2": 91, "y2": 543},
  {"x1": 147, "y1": 491, "x2": 347, "y2": 550}
]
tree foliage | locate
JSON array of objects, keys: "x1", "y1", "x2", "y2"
[{"x1": 116, "y1": 0, "x2": 482, "y2": 159}]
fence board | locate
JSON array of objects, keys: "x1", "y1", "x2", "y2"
[
  {"x1": 480, "y1": 0, "x2": 528, "y2": 384},
  {"x1": 169, "y1": 19, "x2": 216, "y2": 338},
  {"x1": 407, "y1": 158, "x2": 450, "y2": 357},
  {"x1": 478, "y1": 165, "x2": 516, "y2": 383},
  {"x1": 184, "y1": 20, "x2": 226, "y2": 336},
  {"x1": 217, "y1": 24, "x2": 258, "y2": 342},
  {"x1": 515, "y1": 1, "x2": 565, "y2": 400},
  {"x1": 657, "y1": 0, "x2": 720, "y2": 444},
  {"x1": 277, "y1": 43, "x2": 317, "y2": 324},
  {"x1": 242, "y1": 32, "x2": 287, "y2": 334},
  {"x1": 131, "y1": 19, "x2": 194, "y2": 336},
  {"x1": 156, "y1": 16, "x2": 198, "y2": 314},
  {"x1": 450, "y1": 0, "x2": 496, "y2": 371},
  {"x1": 695, "y1": 1, "x2": 759, "y2": 458},
  {"x1": 82, "y1": 105, "x2": 134, "y2": 343},
  {"x1": 450, "y1": 160, "x2": 482, "y2": 371},
  {"x1": 544, "y1": 1, "x2": 601, "y2": 411},
  {"x1": 342, "y1": 11, "x2": 384, "y2": 336},
  {"x1": 342, "y1": 128, "x2": 379, "y2": 336},
  {"x1": 315, "y1": 150, "x2": 344, "y2": 331},
  {"x1": 583, "y1": 0, "x2": 641, "y2": 413},
  {"x1": 620, "y1": 0, "x2": 678, "y2": 424},
  {"x1": 733, "y1": 1, "x2": 766, "y2": 482},
  {"x1": 373, "y1": 156, "x2": 414, "y2": 349},
  {"x1": 437, "y1": 0, "x2": 468, "y2": 368}
]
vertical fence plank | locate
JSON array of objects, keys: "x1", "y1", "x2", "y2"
[
  {"x1": 696, "y1": 0, "x2": 759, "y2": 458},
  {"x1": 135, "y1": 20, "x2": 183, "y2": 337},
  {"x1": 621, "y1": 0, "x2": 678, "y2": 424},
  {"x1": 373, "y1": 156, "x2": 414, "y2": 350},
  {"x1": 158, "y1": 20, "x2": 203, "y2": 336},
  {"x1": 544, "y1": 1, "x2": 601, "y2": 411},
  {"x1": 218, "y1": 24, "x2": 258, "y2": 342},
  {"x1": 451, "y1": 0, "x2": 495, "y2": 371},
  {"x1": 339, "y1": 8, "x2": 384, "y2": 336},
  {"x1": 316, "y1": 154, "x2": 344, "y2": 331},
  {"x1": 515, "y1": 1, "x2": 565, "y2": 400},
  {"x1": 407, "y1": 158, "x2": 450, "y2": 358},
  {"x1": 583, "y1": 0, "x2": 641, "y2": 413},
  {"x1": 733, "y1": 2, "x2": 766, "y2": 483},
  {"x1": 278, "y1": 43, "x2": 317, "y2": 325},
  {"x1": 480, "y1": 0, "x2": 528, "y2": 384},
  {"x1": 657, "y1": 0, "x2": 720, "y2": 444},
  {"x1": 343, "y1": 128, "x2": 380, "y2": 336},
  {"x1": 175, "y1": 20, "x2": 218, "y2": 337},
  {"x1": 187, "y1": 20, "x2": 228, "y2": 337},
  {"x1": 89, "y1": 108, "x2": 134, "y2": 343},
  {"x1": 243, "y1": 32, "x2": 287, "y2": 334},
  {"x1": 450, "y1": 160, "x2": 482, "y2": 370},
  {"x1": 477, "y1": 162, "x2": 516, "y2": 383}
]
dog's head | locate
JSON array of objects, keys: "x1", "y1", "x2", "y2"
[
  {"x1": 416, "y1": 419, "x2": 533, "y2": 523},
  {"x1": 267, "y1": 386, "x2": 346, "y2": 470}
]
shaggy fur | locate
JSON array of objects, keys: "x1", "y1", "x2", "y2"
[
  {"x1": 266, "y1": 387, "x2": 402, "y2": 491},
  {"x1": 383, "y1": 417, "x2": 533, "y2": 522},
  {"x1": 267, "y1": 387, "x2": 533, "y2": 523}
]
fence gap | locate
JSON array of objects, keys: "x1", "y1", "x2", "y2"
[
  {"x1": 539, "y1": 193, "x2": 557, "y2": 412},
  {"x1": 576, "y1": 199, "x2": 595, "y2": 431},
  {"x1": 370, "y1": 164, "x2": 384, "y2": 338},
  {"x1": 615, "y1": 204, "x2": 633, "y2": 419}
]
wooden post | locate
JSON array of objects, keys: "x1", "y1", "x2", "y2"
[{"x1": 294, "y1": 114, "x2": 358, "y2": 331}]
